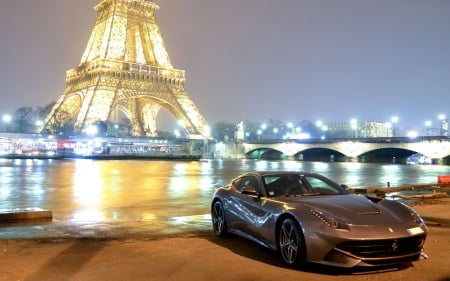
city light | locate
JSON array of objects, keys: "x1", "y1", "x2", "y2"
[
  {"x1": 385, "y1": 122, "x2": 392, "y2": 137},
  {"x1": 407, "y1": 131, "x2": 418, "y2": 139},
  {"x1": 2, "y1": 114, "x2": 12, "y2": 133},
  {"x1": 178, "y1": 120, "x2": 186, "y2": 128},
  {"x1": 391, "y1": 116, "x2": 399, "y2": 137},
  {"x1": 2, "y1": 114, "x2": 11, "y2": 123},
  {"x1": 86, "y1": 125, "x2": 98, "y2": 136},
  {"x1": 350, "y1": 118, "x2": 357, "y2": 138},
  {"x1": 316, "y1": 120, "x2": 323, "y2": 128}
]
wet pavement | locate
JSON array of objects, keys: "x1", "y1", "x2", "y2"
[{"x1": 0, "y1": 214, "x2": 213, "y2": 240}]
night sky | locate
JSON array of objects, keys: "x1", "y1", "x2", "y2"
[{"x1": 0, "y1": 0, "x2": 449, "y2": 132}]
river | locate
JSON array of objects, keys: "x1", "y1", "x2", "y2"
[{"x1": 0, "y1": 158, "x2": 449, "y2": 238}]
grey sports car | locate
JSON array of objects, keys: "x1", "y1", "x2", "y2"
[{"x1": 211, "y1": 171, "x2": 427, "y2": 268}]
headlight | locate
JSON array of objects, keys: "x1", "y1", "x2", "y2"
[
  {"x1": 401, "y1": 203, "x2": 426, "y2": 225},
  {"x1": 310, "y1": 209, "x2": 350, "y2": 231},
  {"x1": 409, "y1": 209, "x2": 425, "y2": 225}
]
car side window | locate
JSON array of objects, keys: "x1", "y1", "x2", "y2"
[
  {"x1": 238, "y1": 176, "x2": 261, "y2": 194},
  {"x1": 304, "y1": 176, "x2": 339, "y2": 195},
  {"x1": 231, "y1": 178, "x2": 242, "y2": 191},
  {"x1": 264, "y1": 175, "x2": 304, "y2": 197}
]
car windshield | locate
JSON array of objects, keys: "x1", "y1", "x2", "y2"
[{"x1": 262, "y1": 174, "x2": 344, "y2": 197}]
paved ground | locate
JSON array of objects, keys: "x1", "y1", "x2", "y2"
[{"x1": 1, "y1": 199, "x2": 449, "y2": 281}]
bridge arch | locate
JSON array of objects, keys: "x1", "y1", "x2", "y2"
[
  {"x1": 294, "y1": 148, "x2": 346, "y2": 162},
  {"x1": 357, "y1": 148, "x2": 418, "y2": 164},
  {"x1": 246, "y1": 148, "x2": 286, "y2": 160},
  {"x1": 242, "y1": 138, "x2": 450, "y2": 164}
]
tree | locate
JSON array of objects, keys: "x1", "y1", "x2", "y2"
[
  {"x1": 211, "y1": 122, "x2": 236, "y2": 142},
  {"x1": 13, "y1": 107, "x2": 34, "y2": 133}
]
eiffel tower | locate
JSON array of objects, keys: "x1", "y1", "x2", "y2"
[{"x1": 38, "y1": 0, "x2": 209, "y2": 138}]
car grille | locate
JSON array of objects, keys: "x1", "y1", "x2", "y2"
[{"x1": 336, "y1": 235, "x2": 426, "y2": 259}]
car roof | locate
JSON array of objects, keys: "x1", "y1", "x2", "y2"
[{"x1": 243, "y1": 171, "x2": 316, "y2": 177}]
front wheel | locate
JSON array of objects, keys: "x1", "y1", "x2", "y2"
[
  {"x1": 278, "y1": 218, "x2": 306, "y2": 267},
  {"x1": 212, "y1": 200, "x2": 227, "y2": 237}
]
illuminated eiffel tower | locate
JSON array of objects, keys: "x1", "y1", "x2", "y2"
[{"x1": 39, "y1": 0, "x2": 209, "y2": 138}]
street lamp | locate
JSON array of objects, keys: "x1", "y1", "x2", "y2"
[
  {"x1": 2, "y1": 114, "x2": 11, "y2": 132},
  {"x1": 350, "y1": 118, "x2": 357, "y2": 138},
  {"x1": 384, "y1": 122, "x2": 392, "y2": 137},
  {"x1": 391, "y1": 116, "x2": 399, "y2": 137},
  {"x1": 273, "y1": 127, "x2": 278, "y2": 139},
  {"x1": 407, "y1": 131, "x2": 418, "y2": 139},
  {"x1": 321, "y1": 125, "x2": 328, "y2": 140},
  {"x1": 257, "y1": 129, "x2": 262, "y2": 140},
  {"x1": 287, "y1": 122, "x2": 293, "y2": 137},
  {"x1": 178, "y1": 120, "x2": 186, "y2": 128},
  {"x1": 316, "y1": 120, "x2": 323, "y2": 128},
  {"x1": 2, "y1": 114, "x2": 11, "y2": 123}
]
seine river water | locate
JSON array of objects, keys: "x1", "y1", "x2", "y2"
[{"x1": 1, "y1": 158, "x2": 449, "y2": 238}]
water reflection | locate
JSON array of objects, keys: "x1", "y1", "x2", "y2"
[{"x1": 1, "y1": 159, "x2": 449, "y2": 227}]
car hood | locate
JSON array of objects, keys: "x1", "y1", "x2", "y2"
[{"x1": 288, "y1": 194, "x2": 408, "y2": 225}]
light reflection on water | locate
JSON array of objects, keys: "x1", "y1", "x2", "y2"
[{"x1": 0, "y1": 158, "x2": 449, "y2": 225}]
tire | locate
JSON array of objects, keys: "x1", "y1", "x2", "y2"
[
  {"x1": 212, "y1": 200, "x2": 227, "y2": 237},
  {"x1": 278, "y1": 218, "x2": 306, "y2": 267}
]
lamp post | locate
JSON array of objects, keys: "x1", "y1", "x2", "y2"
[
  {"x1": 424, "y1": 120, "x2": 432, "y2": 136},
  {"x1": 321, "y1": 125, "x2": 328, "y2": 140},
  {"x1": 2, "y1": 114, "x2": 12, "y2": 133},
  {"x1": 438, "y1": 114, "x2": 447, "y2": 136},
  {"x1": 273, "y1": 127, "x2": 278, "y2": 139},
  {"x1": 391, "y1": 116, "x2": 399, "y2": 137},
  {"x1": 385, "y1": 122, "x2": 392, "y2": 137},
  {"x1": 316, "y1": 120, "x2": 324, "y2": 138},
  {"x1": 350, "y1": 118, "x2": 357, "y2": 138},
  {"x1": 287, "y1": 122, "x2": 293, "y2": 138},
  {"x1": 260, "y1": 124, "x2": 267, "y2": 140}
]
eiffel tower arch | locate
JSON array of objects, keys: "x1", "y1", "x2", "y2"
[{"x1": 38, "y1": 0, "x2": 209, "y2": 138}]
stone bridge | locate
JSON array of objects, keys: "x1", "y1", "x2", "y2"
[{"x1": 241, "y1": 137, "x2": 450, "y2": 164}]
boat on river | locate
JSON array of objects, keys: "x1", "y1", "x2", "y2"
[
  {"x1": 0, "y1": 133, "x2": 203, "y2": 161},
  {"x1": 64, "y1": 151, "x2": 202, "y2": 160}
]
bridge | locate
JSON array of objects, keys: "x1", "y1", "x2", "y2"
[{"x1": 241, "y1": 136, "x2": 450, "y2": 164}]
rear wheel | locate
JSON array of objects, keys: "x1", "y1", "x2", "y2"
[
  {"x1": 212, "y1": 200, "x2": 227, "y2": 237},
  {"x1": 278, "y1": 218, "x2": 306, "y2": 267}
]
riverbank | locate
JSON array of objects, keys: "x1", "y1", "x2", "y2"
[
  {"x1": 351, "y1": 183, "x2": 450, "y2": 200},
  {"x1": 1, "y1": 198, "x2": 449, "y2": 281}
]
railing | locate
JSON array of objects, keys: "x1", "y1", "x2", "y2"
[
  {"x1": 245, "y1": 136, "x2": 450, "y2": 145},
  {"x1": 66, "y1": 58, "x2": 185, "y2": 80}
]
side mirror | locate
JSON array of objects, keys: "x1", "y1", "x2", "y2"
[
  {"x1": 341, "y1": 184, "x2": 349, "y2": 190},
  {"x1": 241, "y1": 185, "x2": 259, "y2": 196}
]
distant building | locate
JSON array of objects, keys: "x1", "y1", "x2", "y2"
[
  {"x1": 326, "y1": 121, "x2": 391, "y2": 139},
  {"x1": 441, "y1": 119, "x2": 448, "y2": 136}
]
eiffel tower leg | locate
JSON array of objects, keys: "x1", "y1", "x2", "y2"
[
  {"x1": 74, "y1": 77, "x2": 117, "y2": 133},
  {"x1": 39, "y1": 85, "x2": 83, "y2": 134},
  {"x1": 141, "y1": 101, "x2": 161, "y2": 137},
  {"x1": 128, "y1": 99, "x2": 142, "y2": 136}
]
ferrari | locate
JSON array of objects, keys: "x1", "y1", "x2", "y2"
[{"x1": 211, "y1": 171, "x2": 427, "y2": 268}]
